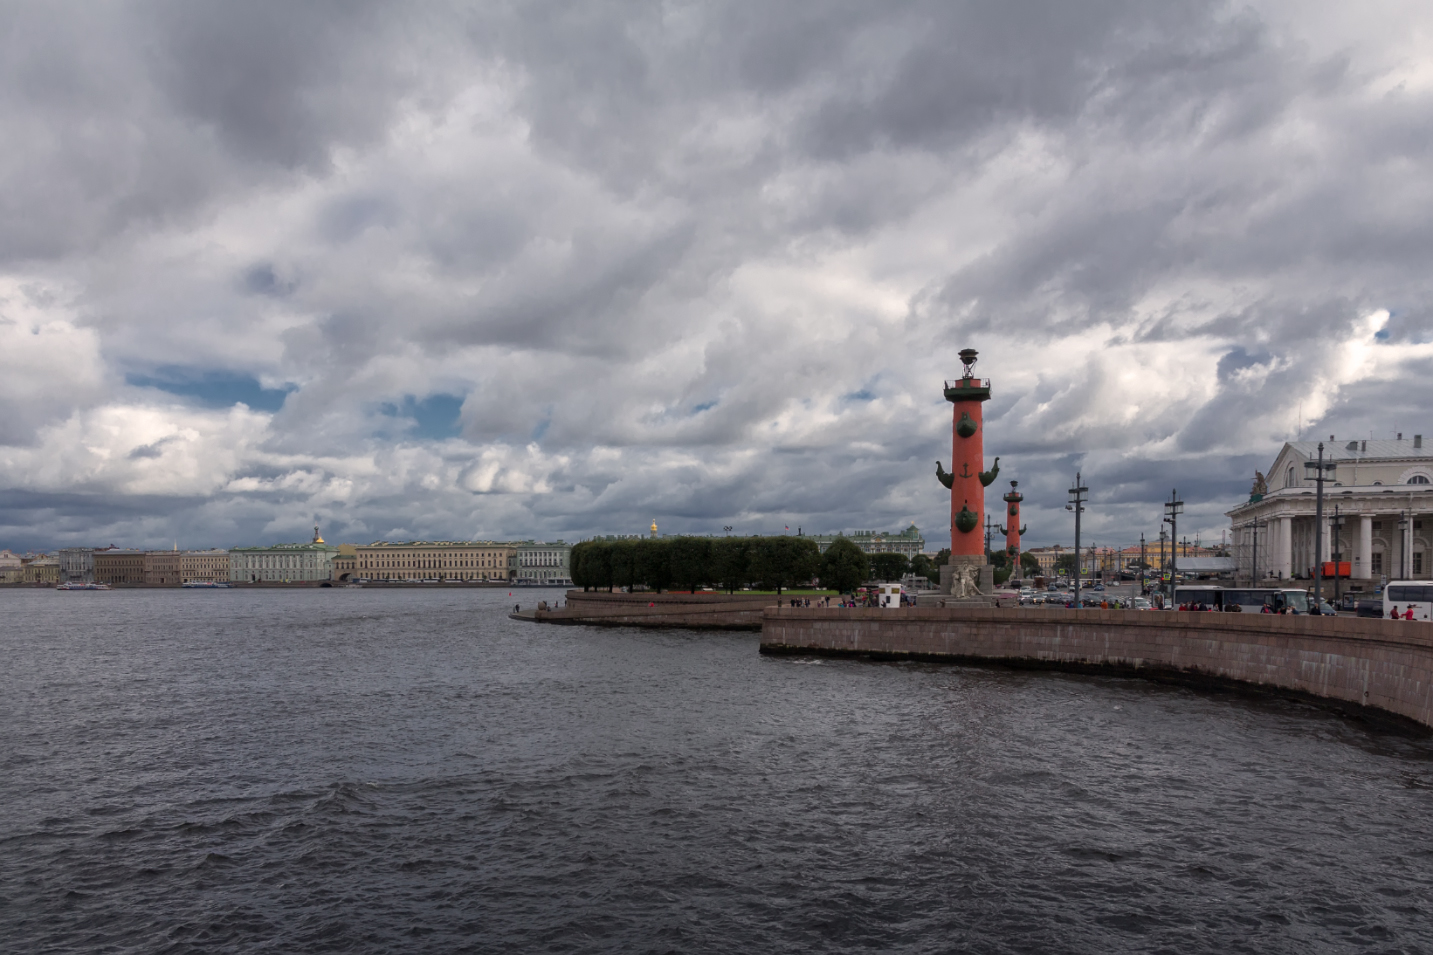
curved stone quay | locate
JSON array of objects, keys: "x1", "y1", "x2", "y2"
[{"x1": 760, "y1": 607, "x2": 1433, "y2": 730}]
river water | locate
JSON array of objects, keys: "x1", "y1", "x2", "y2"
[{"x1": 4, "y1": 587, "x2": 1432, "y2": 953}]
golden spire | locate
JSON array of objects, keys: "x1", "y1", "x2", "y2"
[
  {"x1": 313, "y1": 525, "x2": 325, "y2": 544},
  {"x1": 650, "y1": 519, "x2": 658, "y2": 538}
]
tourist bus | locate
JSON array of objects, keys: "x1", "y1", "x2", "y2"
[
  {"x1": 1173, "y1": 586, "x2": 1313, "y2": 613},
  {"x1": 1384, "y1": 581, "x2": 1433, "y2": 621},
  {"x1": 1173, "y1": 585, "x2": 1225, "y2": 609},
  {"x1": 1219, "y1": 588, "x2": 1311, "y2": 614}
]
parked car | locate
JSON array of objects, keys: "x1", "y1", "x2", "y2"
[{"x1": 1356, "y1": 599, "x2": 1384, "y2": 618}]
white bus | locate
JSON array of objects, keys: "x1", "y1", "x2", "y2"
[
  {"x1": 1172, "y1": 587, "x2": 1314, "y2": 613},
  {"x1": 1173, "y1": 585, "x2": 1224, "y2": 609},
  {"x1": 1219, "y1": 588, "x2": 1312, "y2": 614},
  {"x1": 1384, "y1": 581, "x2": 1433, "y2": 621}
]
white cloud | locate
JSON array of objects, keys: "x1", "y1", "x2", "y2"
[{"x1": 2, "y1": 0, "x2": 1432, "y2": 550}]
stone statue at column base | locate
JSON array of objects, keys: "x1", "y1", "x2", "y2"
[{"x1": 930, "y1": 554, "x2": 996, "y2": 607}]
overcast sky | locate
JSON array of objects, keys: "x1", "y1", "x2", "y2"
[{"x1": 2, "y1": 0, "x2": 1431, "y2": 552}]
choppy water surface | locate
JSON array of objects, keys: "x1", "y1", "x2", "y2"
[{"x1": 3, "y1": 588, "x2": 1433, "y2": 953}]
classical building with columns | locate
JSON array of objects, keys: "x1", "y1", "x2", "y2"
[{"x1": 1227, "y1": 436, "x2": 1433, "y2": 588}]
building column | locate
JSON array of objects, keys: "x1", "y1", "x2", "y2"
[
  {"x1": 1358, "y1": 515, "x2": 1373, "y2": 579},
  {"x1": 1275, "y1": 516, "x2": 1293, "y2": 579},
  {"x1": 1405, "y1": 515, "x2": 1416, "y2": 580}
]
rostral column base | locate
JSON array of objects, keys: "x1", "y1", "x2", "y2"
[{"x1": 941, "y1": 556, "x2": 994, "y2": 598}]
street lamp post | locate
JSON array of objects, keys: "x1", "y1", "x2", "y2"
[
  {"x1": 1139, "y1": 532, "x2": 1146, "y2": 595},
  {"x1": 1303, "y1": 442, "x2": 1336, "y2": 609},
  {"x1": 1331, "y1": 506, "x2": 1345, "y2": 607},
  {"x1": 1158, "y1": 527, "x2": 1168, "y2": 602},
  {"x1": 1164, "y1": 490, "x2": 1183, "y2": 607},
  {"x1": 1247, "y1": 517, "x2": 1265, "y2": 587},
  {"x1": 1067, "y1": 473, "x2": 1088, "y2": 608}
]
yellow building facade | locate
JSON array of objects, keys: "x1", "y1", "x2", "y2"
[
  {"x1": 354, "y1": 541, "x2": 517, "y2": 581},
  {"x1": 180, "y1": 550, "x2": 230, "y2": 583}
]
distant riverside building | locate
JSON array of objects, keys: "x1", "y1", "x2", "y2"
[
  {"x1": 1023, "y1": 546, "x2": 1065, "y2": 576},
  {"x1": 1022, "y1": 543, "x2": 1223, "y2": 578},
  {"x1": 809, "y1": 526, "x2": 925, "y2": 558},
  {"x1": 21, "y1": 556, "x2": 61, "y2": 585},
  {"x1": 95, "y1": 550, "x2": 145, "y2": 585},
  {"x1": 58, "y1": 547, "x2": 100, "y2": 583},
  {"x1": 330, "y1": 545, "x2": 357, "y2": 581},
  {"x1": 352, "y1": 540, "x2": 517, "y2": 581},
  {"x1": 1228, "y1": 436, "x2": 1433, "y2": 585},
  {"x1": 0, "y1": 549, "x2": 22, "y2": 583},
  {"x1": 180, "y1": 549, "x2": 229, "y2": 584},
  {"x1": 229, "y1": 527, "x2": 339, "y2": 583},
  {"x1": 145, "y1": 550, "x2": 182, "y2": 586},
  {"x1": 515, "y1": 541, "x2": 572, "y2": 585}
]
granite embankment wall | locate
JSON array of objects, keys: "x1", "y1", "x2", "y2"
[
  {"x1": 761, "y1": 607, "x2": 1433, "y2": 728},
  {"x1": 527, "y1": 590, "x2": 780, "y2": 629}
]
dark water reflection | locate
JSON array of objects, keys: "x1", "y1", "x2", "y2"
[{"x1": 3, "y1": 588, "x2": 1432, "y2": 953}]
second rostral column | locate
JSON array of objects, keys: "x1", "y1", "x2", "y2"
[{"x1": 936, "y1": 348, "x2": 999, "y2": 597}]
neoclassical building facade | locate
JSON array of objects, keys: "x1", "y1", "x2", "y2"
[
  {"x1": 1227, "y1": 437, "x2": 1433, "y2": 586},
  {"x1": 352, "y1": 540, "x2": 517, "y2": 581}
]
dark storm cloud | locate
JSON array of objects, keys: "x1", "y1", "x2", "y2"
[{"x1": 1, "y1": 0, "x2": 1431, "y2": 550}]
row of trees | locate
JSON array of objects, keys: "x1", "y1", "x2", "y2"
[
  {"x1": 571, "y1": 536, "x2": 898, "y2": 594},
  {"x1": 572, "y1": 533, "x2": 1069, "y2": 593},
  {"x1": 989, "y1": 549, "x2": 1042, "y2": 585}
]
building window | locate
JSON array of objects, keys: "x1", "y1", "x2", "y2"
[
  {"x1": 1372, "y1": 553, "x2": 1384, "y2": 575},
  {"x1": 1287, "y1": 467, "x2": 1295, "y2": 488},
  {"x1": 1416, "y1": 553, "x2": 1425, "y2": 575},
  {"x1": 1410, "y1": 475, "x2": 1431, "y2": 485}
]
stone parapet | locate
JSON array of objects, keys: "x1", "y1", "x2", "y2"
[
  {"x1": 760, "y1": 607, "x2": 1433, "y2": 729},
  {"x1": 526, "y1": 590, "x2": 780, "y2": 629},
  {"x1": 563, "y1": 590, "x2": 782, "y2": 609}
]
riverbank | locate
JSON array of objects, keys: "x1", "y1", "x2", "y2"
[
  {"x1": 760, "y1": 606, "x2": 1433, "y2": 730},
  {"x1": 515, "y1": 590, "x2": 800, "y2": 628}
]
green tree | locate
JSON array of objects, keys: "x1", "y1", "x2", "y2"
[
  {"x1": 910, "y1": 554, "x2": 934, "y2": 581},
  {"x1": 610, "y1": 539, "x2": 640, "y2": 592},
  {"x1": 869, "y1": 552, "x2": 910, "y2": 581},
  {"x1": 712, "y1": 537, "x2": 753, "y2": 593},
  {"x1": 748, "y1": 536, "x2": 820, "y2": 595},
  {"x1": 933, "y1": 548, "x2": 951, "y2": 567},
  {"x1": 783, "y1": 537, "x2": 821, "y2": 589},
  {"x1": 570, "y1": 541, "x2": 592, "y2": 590},
  {"x1": 634, "y1": 538, "x2": 672, "y2": 592},
  {"x1": 668, "y1": 536, "x2": 712, "y2": 592},
  {"x1": 1019, "y1": 552, "x2": 1041, "y2": 576},
  {"x1": 989, "y1": 549, "x2": 1009, "y2": 570},
  {"x1": 571, "y1": 540, "x2": 613, "y2": 591},
  {"x1": 994, "y1": 565, "x2": 1013, "y2": 586},
  {"x1": 819, "y1": 537, "x2": 869, "y2": 594},
  {"x1": 1055, "y1": 553, "x2": 1077, "y2": 575}
]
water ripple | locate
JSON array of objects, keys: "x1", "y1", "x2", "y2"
[{"x1": 3, "y1": 587, "x2": 1433, "y2": 953}]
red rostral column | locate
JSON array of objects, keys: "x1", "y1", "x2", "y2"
[
  {"x1": 937, "y1": 348, "x2": 997, "y2": 556},
  {"x1": 1000, "y1": 481, "x2": 1027, "y2": 577}
]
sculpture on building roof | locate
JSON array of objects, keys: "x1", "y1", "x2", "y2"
[{"x1": 1251, "y1": 471, "x2": 1268, "y2": 499}]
